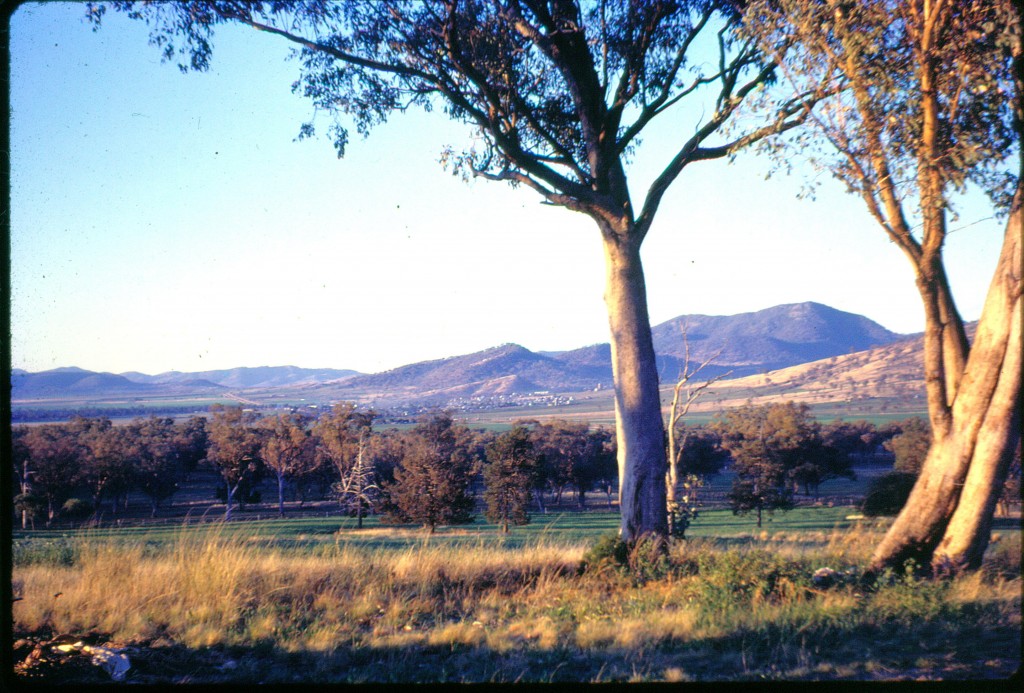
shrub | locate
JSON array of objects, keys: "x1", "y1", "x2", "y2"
[
  {"x1": 627, "y1": 534, "x2": 671, "y2": 584},
  {"x1": 60, "y1": 498, "x2": 93, "y2": 521},
  {"x1": 862, "y1": 472, "x2": 917, "y2": 516},
  {"x1": 580, "y1": 533, "x2": 628, "y2": 573}
]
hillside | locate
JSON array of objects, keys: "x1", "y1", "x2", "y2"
[
  {"x1": 122, "y1": 366, "x2": 360, "y2": 389},
  {"x1": 10, "y1": 302, "x2": 910, "y2": 410},
  {"x1": 550, "y1": 302, "x2": 901, "y2": 380},
  {"x1": 11, "y1": 365, "x2": 358, "y2": 402},
  {"x1": 339, "y1": 343, "x2": 609, "y2": 396},
  {"x1": 688, "y1": 330, "x2": 936, "y2": 412},
  {"x1": 11, "y1": 368, "x2": 156, "y2": 399}
]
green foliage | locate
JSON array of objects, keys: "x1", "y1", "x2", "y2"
[
  {"x1": 627, "y1": 534, "x2": 671, "y2": 584},
  {"x1": 527, "y1": 420, "x2": 616, "y2": 508},
  {"x1": 383, "y1": 412, "x2": 477, "y2": 532},
  {"x1": 580, "y1": 532, "x2": 670, "y2": 584},
  {"x1": 884, "y1": 418, "x2": 932, "y2": 475},
  {"x1": 482, "y1": 426, "x2": 538, "y2": 532},
  {"x1": 12, "y1": 537, "x2": 79, "y2": 567},
  {"x1": 667, "y1": 474, "x2": 704, "y2": 539},
  {"x1": 207, "y1": 405, "x2": 264, "y2": 518},
  {"x1": 580, "y1": 533, "x2": 629, "y2": 574},
  {"x1": 690, "y1": 549, "x2": 811, "y2": 614},
  {"x1": 13, "y1": 494, "x2": 46, "y2": 524},
  {"x1": 862, "y1": 472, "x2": 918, "y2": 516},
  {"x1": 60, "y1": 498, "x2": 93, "y2": 522}
]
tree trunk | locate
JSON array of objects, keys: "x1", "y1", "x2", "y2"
[
  {"x1": 277, "y1": 473, "x2": 286, "y2": 517},
  {"x1": 602, "y1": 233, "x2": 668, "y2": 542},
  {"x1": 931, "y1": 196, "x2": 1022, "y2": 572},
  {"x1": 869, "y1": 195, "x2": 1022, "y2": 574},
  {"x1": 225, "y1": 482, "x2": 236, "y2": 521}
]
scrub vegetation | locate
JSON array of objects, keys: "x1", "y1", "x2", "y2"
[{"x1": 11, "y1": 515, "x2": 1020, "y2": 683}]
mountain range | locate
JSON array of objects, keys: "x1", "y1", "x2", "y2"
[{"x1": 11, "y1": 302, "x2": 904, "y2": 403}]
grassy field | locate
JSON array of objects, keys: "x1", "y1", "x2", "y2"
[{"x1": 11, "y1": 508, "x2": 1021, "y2": 684}]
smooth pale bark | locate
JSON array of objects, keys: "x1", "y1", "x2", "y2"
[
  {"x1": 602, "y1": 233, "x2": 668, "y2": 542},
  {"x1": 869, "y1": 193, "x2": 1023, "y2": 574},
  {"x1": 931, "y1": 196, "x2": 1023, "y2": 571}
]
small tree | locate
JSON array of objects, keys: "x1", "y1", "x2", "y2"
[
  {"x1": 207, "y1": 405, "x2": 263, "y2": 520},
  {"x1": 313, "y1": 402, "x2": 376, "y2": 521},
  {"x1": 665, "y1": 329, "x2": 729, "y2": 535},
  {"x1": 128, "y1": 416, "x2": 187, "y2": 517},
  {"x1": 333, "y1": 431, "x2": 379, "y2": 529},
  {"x1": 175, "y1": 415, "x2": 209, "y2": 474},
  {"x1": 259, "y1": 411, "x2": 316, "y2": 517},
  {"x1": 715, "y1": 402, "x2": 821, "y2": 527},
  {"x1": 885, "y1": 418, "x2": 933, "y2": 475},
  {"x1": 384, "y1": 412, "x2": 476, "y2": 533},
  {"x1": 863, "y1": 473, "x2": 919, "y2": 517},
  {"x1": 530, "y1": 420, "x2": 603, "y2": 507},
  {"x1": 78, "y1": 419, "x2": 134, "y2": 517},
  {"x1": 483, "y1": 426, "x2": 538, "y2": 533}
]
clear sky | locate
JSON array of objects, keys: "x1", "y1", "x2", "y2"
[{"x1": 8, "y1": 2, "x2": 1010, "y2": 376}]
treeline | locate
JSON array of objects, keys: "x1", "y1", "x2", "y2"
[
  {"x1": 15, "y1": 400, "x2": 977, "y2": 532},
  {"x1": 11, "y1": 405, "x2": 208, "y2": 424},
  {"x1": 10, "y1": 405, "x2": 620, "y2": 532}
]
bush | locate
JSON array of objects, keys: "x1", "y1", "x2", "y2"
[
  {"x1": 580, "y1": 533, "x2": 670, "y2": 584},
  {"x1": 862, "y1": 472, "x2": 917, "y2": 516},
  {"x1": 580, "y1": 533, "x2": 629, "y2": 573},
  {"x1": 628, "y1": 534, "x2": 671, "y2": 584},
  {"x1": 60, "y1": 498, "x2": 93, "y2": 521}
]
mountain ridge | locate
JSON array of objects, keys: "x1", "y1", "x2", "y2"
[{"x1": 11, "y1": 302, "x2": 905, "y2": 402}]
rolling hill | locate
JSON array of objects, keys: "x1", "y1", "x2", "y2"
[
  {"x1": 122, "y1": 365, "x2": 360, "y2": 389},
  {"x1": 10, "y1": 302, "x2": 907, "y2": 407}
]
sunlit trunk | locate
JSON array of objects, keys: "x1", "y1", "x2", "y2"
[
  {"x1": 602, "y1": 233, "x2": 668, "y2": 542},
  {"x1": 932, "y1": 199, "x2": 1022, "y2": 572},
  {"x1": 225, "y1": 482, "x2": 237, "y2": 521},
  {"x1": 869, "y1": 195, "x2": 1022, "y2": 574}
]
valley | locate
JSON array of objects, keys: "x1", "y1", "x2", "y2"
[{"x1": 11, "y1": 302, "x2": 927, "y2": 425}]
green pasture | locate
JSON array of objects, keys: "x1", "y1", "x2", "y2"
[{"x1": 12, "y1": 506, "x2": 892, "y2": 565}]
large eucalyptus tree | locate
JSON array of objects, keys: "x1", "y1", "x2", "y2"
[
  {"x1": 90, "y1": 0, "x2": 819, "y2": 541},
  {"x1": 742, "y1": 0, "x2": 1021, "y2": 573}
]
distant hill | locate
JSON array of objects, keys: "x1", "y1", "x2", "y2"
[
  {"x1": 550, "y1": 302, "x2": 901, "y2": 381},
  {"x1": 11, "y1": 368, "x2": 156, "y2": 399},
  {"x1": 691, "y1": 325, "x2": 974, "y2": 412},
  {"x1": 123, "y1": 366, "x2": 360, "y2": 389},
  {"x1": 340, "y1": 343, "x2": 608, "y2": 396},
  {"x1": 10, "y1": 303, "x2": 907, "y2": 405},
  {"x1": 651, "y1": 301, "x2": 900, "y2": 369},
  {"x1": 11, "y1": 365, "x2": 360, "y2": 401}
]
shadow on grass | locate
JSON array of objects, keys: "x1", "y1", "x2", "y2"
[{"x1": 12, "y1": 614, "x2": 1022, "y2": 685}]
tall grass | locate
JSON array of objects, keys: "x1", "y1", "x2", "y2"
[{"x1": 11, "y1": 523, "x2": 1021, "y2": 682}]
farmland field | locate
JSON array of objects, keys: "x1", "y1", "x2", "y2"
[{"x1": 11, "y1": 508, "x2": 1021, "y2": 684}]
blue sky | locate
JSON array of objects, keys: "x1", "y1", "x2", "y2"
[{"x1": 8, "y1": 2, "x2": 1009, "y2": 376}]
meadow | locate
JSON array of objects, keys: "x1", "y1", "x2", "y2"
[{"x1": 10, "y1": 509, "x2": 1022, "y2": 684}]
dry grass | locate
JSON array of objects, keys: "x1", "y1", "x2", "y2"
[{"x1": 11, "y1": 524, "x2": 1021, "y2": 683}]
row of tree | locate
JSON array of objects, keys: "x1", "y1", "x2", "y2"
[
  {"x1": 14, "y1": 401, "x2": 952, "y2": 532},
  {"x1": 11, "y1": 406, "x2": 618, "y2": 531}
]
